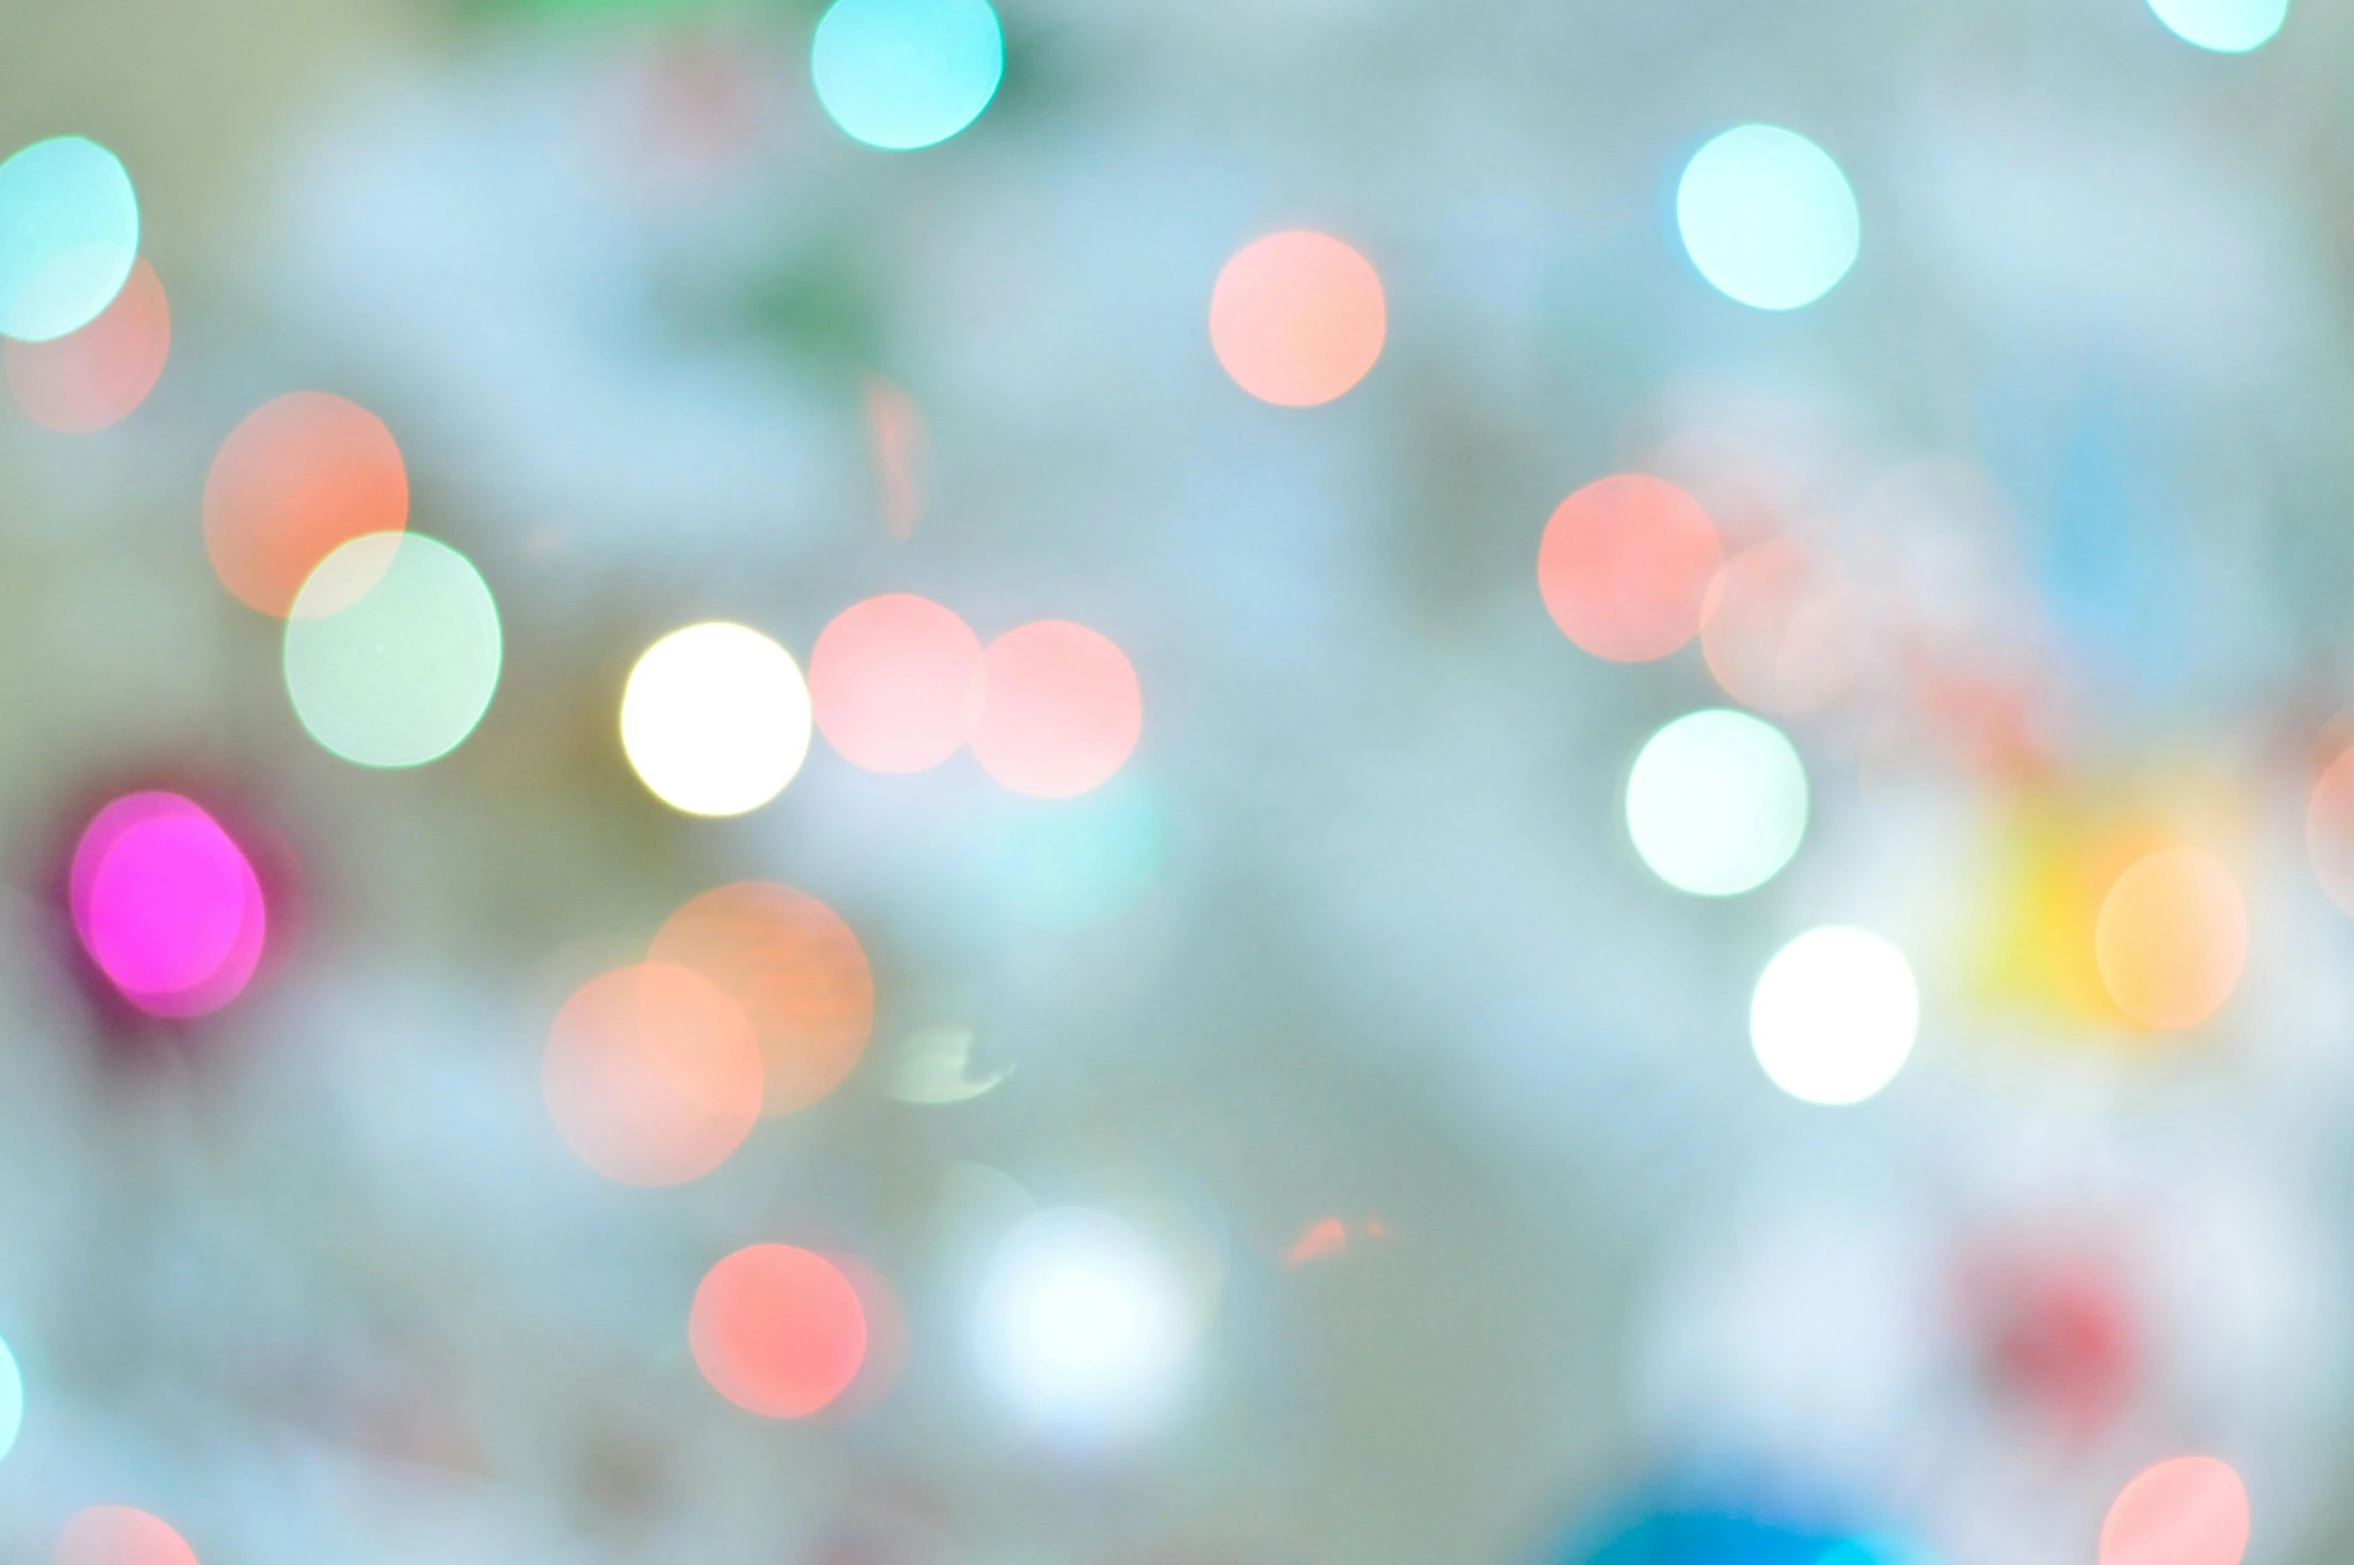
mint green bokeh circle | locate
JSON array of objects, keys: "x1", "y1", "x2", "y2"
[
  {"x1": 0, "y1": 1334, "x2": 22, "y2": 1462},
  {"x1": 284, "y1": 534, "x2": 503, "y2": 768},
  {"x1": 812, "y1": 0, "x2": 1005, "y2": 151},
  {"x1": 0, "y1": 136, "x2": 140, "y2": 342},
  {"x1": 1675, "y1": 124, "x2": 1859, "y2": 311},
  {"x1": 2146, "y1": 0, "x2": 2285, "y2": 50},
  {"x1": 1625, "y1": 708, "x2": 1808, "y2": 896}
]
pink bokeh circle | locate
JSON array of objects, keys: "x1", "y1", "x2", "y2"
[{"x1": 70, "y1": 793, "x2": 266, "y2": 1018}]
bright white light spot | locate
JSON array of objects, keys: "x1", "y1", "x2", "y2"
[
  {"x1": 1626, "y1": 709, "x2": 1808, "y2": 896},
  {"x1": 2148, "y1": 0, "x2": 2285, "y2": 51},
  {"x1": 1749, "y1": 926, "x2": 1918, "y2": 1105},
  {"x1": 976, "y1": 1207, "x2": 1194, "y2": 1440},
  {"x1": 620, "y1": 622, "x2": 811, "y2": 817},
  {"x1": 1677, "y1": 124, "x2": 1860, "y2": 310}
]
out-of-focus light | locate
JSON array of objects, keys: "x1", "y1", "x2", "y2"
[
  {"x1": 1749, "y1": 926, "x2": 1918, "y2": 1105},
  {"x1": 690, "y1": 1245, "x2": 869, "y2": 1417},
  {"x1": 0, "y1": 1334, "x2": 19, "y2": 1463},
  {"x1": 1538, "y1": 474, "x2": 1723, "y2": 662},
  {"x1": 976, "y1": 1206, "x2": 1194, "y2": 1438},
  {"x1": 1209, "y1": 231, "x2": 1386, "y2": 407},
  {"x1": 809, "y1": 593, "x2": 984, "y2": 773},
  {"x1": 70, "y1": 793, "x2": 266, "y2": 1019},
  {"x1": 884, "y1": 1024, "x2": 1012, "y2": 1104},
  {"x1": 1625, "y1": 709, "x2": 1807, "y2": 896},
  {"x1": 1559, "y1": 1503, "x2": 1853, "y2": 1565},
  {"x1": 2146, "y1": 0, "x2": 2284, "y2": 51},
  {"x1": 2304, "y1": 746, "x2": 2354, "y2": 913},
  {"x1": 1676, "y1": 124, "x2": 1859, "y2": 311},
  {"x1": 204, "y1": 392, "x2": 408, "y2": 617},
  {"x1": 970, "y1": 621, "x2": 1142, "y2": 798},
  {"x1": 621, "y1": 623, "x2": 811, "y2": 816},
  {"x1": 1282, "y1": 1217, "x2": 1349, "y2": 1267},
  {"x1": 650, "y1": 882, "x2": 874, "y2": 1115},
  {"x1": 543, "y1": 962, "x2": 763, "y2": 1186},
  {"x1": 863, "y1": 375, "x2": 930, "y2": 540},
  {"x1": 4, "y1": 257, "x2": 167, "y2": 432},
  {"x1": 2093, "y1": 848, "x2": 2246, "y2": 1031},
  {"x1": 1957, "y1": 1241, "x2": 2139, "y2": 1440},
  {"x1": 1816, "y1": 1539, "x2": 1941, "y2": 1565},
  {"x1": 1966, "y1": 802, "x2": 2175, "y2": 1027},
  {"x1": 0, "y1": 136, "x2": 138, "y2": 343},
  {"x1": 1701, "y1": 539, "x2": 1867, "y2": 714},
  {"x1": 2100, "y1": 1456, "x2": 2249, "y2": 1565},
  {"x1": 987, "y1": 778, "x2": 1165, "y2": 928},
  {"x1": 811, "y1": 0, "x2": 1004, "y2": 151},
  {"x1": 55, "y1": 1507, "x2": 200, "y2": 1565},
  {"x1": 283, "y1": 534, "x2": 502, "y2": 768}
]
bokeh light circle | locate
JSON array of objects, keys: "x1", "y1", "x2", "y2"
[
  {"x1": 1538, "y1": 474, "x2": 1722, "y2": 662},
  {"x1": 1209, "y1": 231, "x2": 1387, "y2": 407},
  {"x1": 969, "y1": 620, "x2": 1142, "y2": 798},
  {"x1": 809, "y1": 593, "x2": 984, "y2": 773},
  {"x1": 2304, "y1": 746, "x2": 2354, "y2": 913},
  {"x1": 54, "y1": 1507, "x2": 200, "y2": 1565},
  {"x1": 2100, "y1": 1456, "x2": 2250, "y2": 1565},
  {"x1": 4, "y1": 256, "x2": 167, "y2": 432},
  {"x1": 0, "y1": 1334, "x2": 20, "y2": 1463},
  {"x1": 283, "y1": 534, "x2": 502, "y2": 768},
  {"x1": 2094, "y1": 848, "x2": 2246, "y2": 1031},
  {"x1": 0, "y1": 136, "x2": 138, "y2": 343},
  {"x1": 543, "y1": 962, "x2": 763, "y2": 1186},
  {"x1": 690, "y1": 1245, "x2": 869, "y2": 1417},
  {"x1": 811, "y1": 0, "x2": 1004, "y2": 151},
  {"x1": 1749, "y1": 926, "x2": 1918, "y2": 1105},
  {"x1": 651, "y1": 883, "x2": 875, "y2": 1116},
  {"x1": 2146, "y1": 0, "x2": 2284, "y2": 50},
  {"x1": 1676, "y1": 124, "x2": 1860, "y2": 310},
  {"x1": 70, "y1": 793, "x2": 266, "y2": 1018},
  {"x1": 621, "y1": 623, "x2": 812, "y2": 816},
  {"x1": 976, "y1": 1206, "x2": 1194, "y2": 1437},
  {"x1": 1625, "y1": 709, "x2": 1807, "y2": 896},
  {"x1": 204, "y1": 392, "x2": 408, "y2": 617}
]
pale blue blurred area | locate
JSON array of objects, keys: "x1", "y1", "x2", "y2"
[{"x1": 0, "y1": 0, "x2": 2351, "y2": 1561}]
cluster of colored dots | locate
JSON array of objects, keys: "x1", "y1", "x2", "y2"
[
  {"x1": 619, "y1": 600, "x2": 1142, "y2": 817},
  {"x1": 544, "y1": 881, "x2": 873, "y2": 1185},
  {"x1": 0, "y1": 0, "x2": 2315, "y2": 1529},
  {"x1": 1528, "y1": 462, "x2": 2262, "y2": 1105}
]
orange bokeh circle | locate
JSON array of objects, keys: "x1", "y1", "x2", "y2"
[
  {"x1": 1209, "y1": 230, "x2": 1386, "y2": 407},
  {"x1": 809, "y1": 593, "x2": 985, "y2": 773},
  {"x1": 969, "y1": 620, "x2": 1142, "y2": 798},
  {"x1": 690, "y1": 1244, "x2": 869, "y2": 1418},
  {"x1": 651, "y1": 883, "x2": 875, "y2": 1116},
  {"x1": 2093, "y1": 848, "x2": 2248, "y2": 1031},
  {"x1": 55, "y1": 1506, "x2": 200, "y2": 1565},
  {"x1": 542, "y1": 962, "x2": 764, "y2": 1185},
  {"x1": 1537, "y1": 473, "x2": 1722, "y2": 663},
  {"x1": 203, "y1": 390, "x2": 409, "y2": 616},
  {"x1": 5, "y1": 258, "x2": 169, "y2": 434},
  {"x1": 2099, "y1": 1455, "x2": 2250, "y2": 1565}
]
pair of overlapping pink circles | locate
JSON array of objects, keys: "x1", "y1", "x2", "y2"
[
  {"x1": 808, "y1": 594, "x2": 1141, "y2": 798},
  {"x1": 70, "y1": 792, "x2": 266, "y2": 1018}
]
